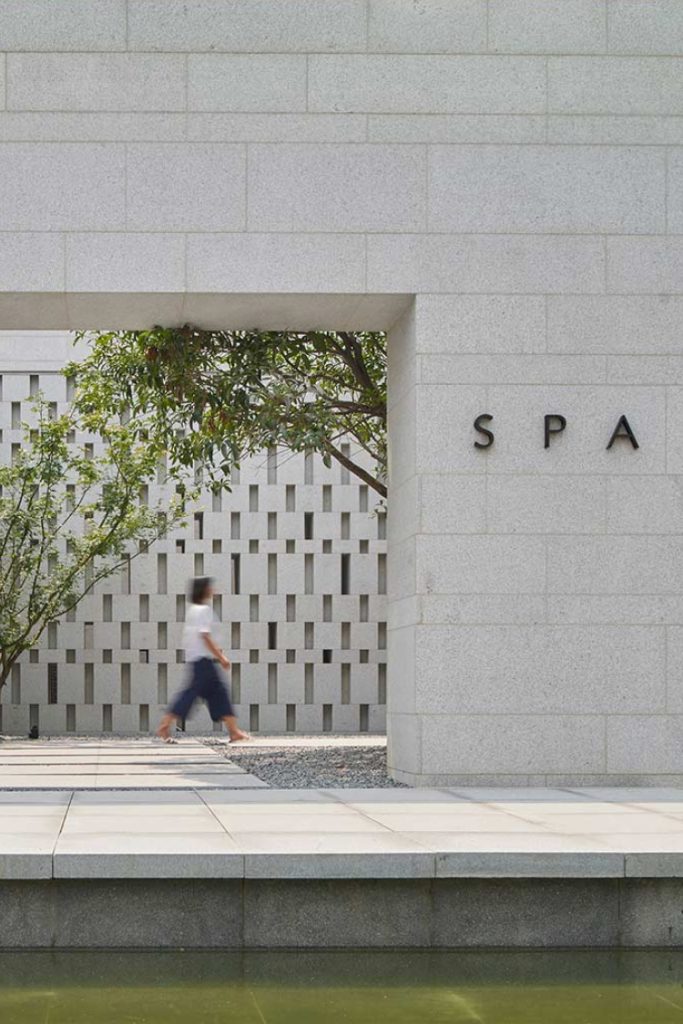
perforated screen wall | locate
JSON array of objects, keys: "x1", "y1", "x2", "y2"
[{"x1": 0, "y1": 334, "x2": 387, "y2": 737}]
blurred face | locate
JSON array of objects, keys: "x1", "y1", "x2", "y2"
[{"x1": 204, "y1": 584, "x2": 214, "y2": 602}]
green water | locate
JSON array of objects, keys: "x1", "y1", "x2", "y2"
[{"x1": 3, "y1": 950, "x2": 683, "y2": 1023}]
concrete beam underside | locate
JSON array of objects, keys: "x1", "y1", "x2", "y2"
[{"x1": 0, "y1": 292, "x2": 412, "y2": 331}]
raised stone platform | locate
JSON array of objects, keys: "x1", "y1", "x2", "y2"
[
  {"x1": 6, "y1": 783, "x2": 683, "y2": 882},
  {"x1": 5, "y1": 742, "x2": 683, "y2": 947}
]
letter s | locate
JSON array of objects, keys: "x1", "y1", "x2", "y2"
[{"x1": 474, "y1": 414, "x2": 494, "y2": 450}]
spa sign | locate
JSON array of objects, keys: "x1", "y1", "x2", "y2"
[{"x1": 473, "y1": 414, "x2": 639, "y2": 450}]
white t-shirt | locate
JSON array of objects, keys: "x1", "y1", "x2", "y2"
[{"x1": 183, "y1": 603, "x2": 214, "y2": 662}]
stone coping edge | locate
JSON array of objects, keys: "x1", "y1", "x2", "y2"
[{"x1": 1, "y1": 848, "x2": 679, "y2": 881}]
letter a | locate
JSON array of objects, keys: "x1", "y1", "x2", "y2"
[{"x1": 606, "y1": 415, "x2": 639, "y2": 450}]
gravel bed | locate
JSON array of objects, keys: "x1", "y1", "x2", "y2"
[{"x1": 208, "y1": 743, "x2": 405, "y2": 788}]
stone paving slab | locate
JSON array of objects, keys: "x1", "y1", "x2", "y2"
[
  {"x1": 0, "y1": 792, "x2": 71, "y2": 808},
  {"x1": 0, "y1": 754, "x2": 230, "y2": 763},
  {"x1": 87, "y1": 773, "x2": 268, "y2": 790},
  {"x1": 0, "y1": 835, "x2": 59, "y2": 880},
  {"x1": 53, "y1": 834, "x2": 246, "y2": 879},
  {"x1": 0, "y1": 774, "x2": 267, "y2": 789},
  {"x1": 234, "y1": 831, "x2": 436, "y2": 879},
  {"x1": 0, "y1": 792, "x2": 70, "y2": 879}
]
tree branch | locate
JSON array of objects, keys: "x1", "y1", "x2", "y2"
[{"x1": 324, "y1": 441, "x2": 386, "y2": 498}]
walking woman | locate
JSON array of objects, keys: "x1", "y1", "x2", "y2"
[{"x1": 156, "y1": 576, "x2": 248, "y2": 742}]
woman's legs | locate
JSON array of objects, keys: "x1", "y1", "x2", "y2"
[
  {"x1": 200, "y1": 661, "x2": 249, "y2": 741},
  {"x1": 157, "y1": 666, "x2": 198, "y2": 739}
]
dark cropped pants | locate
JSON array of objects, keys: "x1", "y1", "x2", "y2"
[{"x1": 168, "y1": 657, "x2": 233, "y2": 722}]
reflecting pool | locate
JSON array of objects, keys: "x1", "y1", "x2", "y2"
[{"x1": 3, "y1": 950, "x2": 683, "y2": 1023}]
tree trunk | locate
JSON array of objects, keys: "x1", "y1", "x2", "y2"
[{"x1": 0, "y1": 652, "x2": 16, "y2": 693}]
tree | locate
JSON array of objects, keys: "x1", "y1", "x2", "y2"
[
  {"x1": 69, "y1": 326, "x2": 388, "y2": 498},
  {"x1": 0, "y1": 399, "x2": 186, "y2": 693}
]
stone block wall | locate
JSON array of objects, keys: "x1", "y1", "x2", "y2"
[{"x1": 0, "y1": 1, "x2": 680, "y2": 780}]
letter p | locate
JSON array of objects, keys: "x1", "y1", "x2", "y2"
[{"x1": 544, "y1": 414, "x2": 567, "y2": 449}]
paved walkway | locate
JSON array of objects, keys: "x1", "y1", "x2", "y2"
[
  {"x1": 4, "y1": 740, "x2": 683, "y2": 881},
  {"x1": 0, "y1": 738, "x2": 267, "y2": 790},
  {"x1": 3, "y1": 741, "x2": 683, "y2": 884}
]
